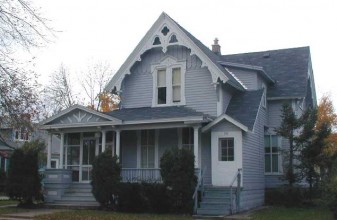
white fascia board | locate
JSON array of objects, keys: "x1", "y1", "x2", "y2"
[
  {"x1": 202, "y1": 114, "x2": 248, "y2": 133},
  {"x1": 122, "y1": 116, "x2": 204, "y2": 125},
  {"x1": 40, "y1": 121, "x2": 120, "y2": 130},
  {"x1": 40, "y1": 104, "x2": 121, "y2": 126},
  {"x1": 105, "y1": 12, "x2": 229, "y2": 92}
]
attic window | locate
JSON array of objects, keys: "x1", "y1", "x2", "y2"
[
  {"x1": 169, "y1": 35, "x2": 178, "y2": 43},
  {"x1": 161, "y1": 26, "x2": 170, "y2": 36},
  {"x1": 153, "y1": 37, "x2": 161, "y2": 45}
]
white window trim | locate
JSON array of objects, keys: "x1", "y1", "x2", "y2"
[
  {"x1": 151, "y1": 56, "x2": 186, "y2": 107},
  {"x1": 13, "y1": 128, "x2": 31, "y2": 142},
  {"x1": 264, "y1": 135, "x2": 283, "y2": 175}
]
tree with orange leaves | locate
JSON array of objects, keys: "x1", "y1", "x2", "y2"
[
  {"x1": 315, "y1": 95, "x2": 337, "y2": 175},
  {"x1": 98, "y1": 91, "x2": 120, "y2": 112}
]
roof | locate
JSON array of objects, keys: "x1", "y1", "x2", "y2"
[
  {"x1": 172, "y1": 17, "x2": 246, "y2": 91},
  {"x1": 222, "y1": 47, "x2": 310, "y2": 98},
  {"x1": 105, "y1": 106, "x2": 207, "y2": 122},
  {"x1": 105, "y1": 12, "x2": 246, "y2": 92},
  {"x1": 225, "y1": 89, "x2": 264, "y2": 130},
  {"x1": 0, "y1": 138, "x2": 14, "y2": 151}
]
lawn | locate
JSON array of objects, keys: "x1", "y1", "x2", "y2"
[
  {"x1": 35, "y1": 210, "x2": 192, "y2": 220},
  {"x1": 252, "y1": 206, "x2": 333, "y2": 220}
]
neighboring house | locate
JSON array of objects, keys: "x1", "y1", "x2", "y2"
[{"x1": 40, "y1": 12, "x2": 316, "y2": 214}]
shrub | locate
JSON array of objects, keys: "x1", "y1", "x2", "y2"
[
  {"x1": 116, "y1": 182, "x2": 170, "y2": 213},
  {"x1": 91, "y1": 151, "x2": 121, "y2": 209},
  {"x1": 160, "y1": 148, "x2": 197, "y2": 214},
  {"x1": 5, "y1": 140, "x2": 44, "y2": 206},
  {"x1": 265, "y1": 187, "x2": 305, "y2": 207},
  {"x1": 117, "y1": 182, "x2": 146, "y2": 213},
  {"x1": 142, "y1": 182, "x2": 170, "y2": 213}
]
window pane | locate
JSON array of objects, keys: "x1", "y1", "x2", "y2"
[
  {"x1": 172, "y1": 68, "x2": 181, "y2": 85},
  {"x1": 158, "y1": 87, "x2": 166, "y2": 104},
  {"x1": 148, "y1": 146, "x2": 155, "y2": 168},
  {"x1": 173, "y1": 86, "x2": 181, "y2": 102},
  {"x1": 271, "y1": 136, "x2": 278, "y2": 147},
  {"x1": 264, "y1": 136, "x2": 270, "y2": 148},
  {"x1": 148, "y1": 130, "x2": 155, "y2": 145},
  {"x1": 265, "y1": 147, "x2": 271, "y2": 153},
  {"x1": 141, "y1": 130, "x2": 147, "y2": 145},
  {"x1": 272, "y1": 147, "x2": 278, "y2": 153},
  {"x1": 157, "y1": 69, "x2": 166, "y2": 87},
  {"x1": 272, "y1": 155, "x2": 279, "y2": 172},
  {"x1": 228, "y1": 146, "x2": 234, "y2": 159},
  {"x1": 141, "y1": 146, "x2": 147, "y2": 168},
  {"x1": 265, "y1": 155, "x2": 271, "y2": 172}
]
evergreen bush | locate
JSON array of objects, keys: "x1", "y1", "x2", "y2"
[
  {"x1": 160, "y1": 148, "x2": 197, "y2": 213},
  {"x1": 91, "y1": 151, "x2": 121, "y2": 209},
  {"x1": 5, "y1": 140, "x2": 44, "y2": 206}
]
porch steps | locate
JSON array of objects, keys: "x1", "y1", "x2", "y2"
[
  {"x1": 49, "y1": 183, "x2": 99, "y2": 208},
  {"x1": 195, "y1": 186, "x2": 233, "y2": 217}
]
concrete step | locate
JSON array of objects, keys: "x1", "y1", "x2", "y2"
[
  {"x1": 196, "y1": 207, "x2": 230, "y2": 216},
  {"x1": 48, "y1": 200, "x2": 99, "y2": 207},
  {"x1": 60, "y1": 196, "x2": 96, "y2": 202},
  {"x1": 65, "y1": 188, "x2": 92, "y2": 193},
  {"x1": 199, "y1": 202, "x2": 230, "y2": 210}
]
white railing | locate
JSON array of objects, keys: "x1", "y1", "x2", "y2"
[
  {"x1": 121, "y1": 168, "x2": 162, "y2": 183},
  {"x1": 230, "y1": 168, "x2": 242, "y2": 214},
  {"x1": 192, "y1": 167, "x2": 206, "y2": 214}
]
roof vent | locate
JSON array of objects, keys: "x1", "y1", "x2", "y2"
[
  {"x1": 263, "y1": 53, "x2": 270, "y2": 58},
  {"x1": 212, "y1": 38, "x2": 221, "y2": 55}
]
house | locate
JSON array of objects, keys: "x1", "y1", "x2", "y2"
[{"x1": 40, "y1": 12, "x2": 316, "y2": 214}]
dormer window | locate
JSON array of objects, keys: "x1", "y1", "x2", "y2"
[{"x1": 152, "y1": 56, "x2": 186, "y2": 106}]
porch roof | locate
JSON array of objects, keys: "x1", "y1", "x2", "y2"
[{"x1": 105, "y1": 106, "x2": 209, "y2": 123}]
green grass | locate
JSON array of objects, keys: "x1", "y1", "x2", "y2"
[
  {"x1": 35, "y1": 210, "x2": 192, "y2": 220},
  {"x1": 252, "y1": 206, "x2": 333, "y2": 220},
  {"x1": 0, "y1": 200, "x2": 18, "y2": 206}
]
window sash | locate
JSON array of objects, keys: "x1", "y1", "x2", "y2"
[
  {"x1": 264, "y1": 135, "x2": 281, "y2": 173},
  {"x1": 140, "y1": 130, "x2": 155, "y2": 168},
  {"x1": 218, "y1": 138, "x2": 234, "y2": 161}
]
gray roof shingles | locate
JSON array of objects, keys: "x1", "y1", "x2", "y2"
[
  {"x1": 105, "y1": 106, "x2": 205, "y2": 122},
  {"x1": 226, "y1": 90, "x2": 264, "y2": 130},
  {"x1": 222, "y1": 47, "x2": 310, "y2": 98}
]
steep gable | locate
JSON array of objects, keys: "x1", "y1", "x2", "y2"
[{"x1": 105, "y1": 12, "x2": 245, "y2": 92}]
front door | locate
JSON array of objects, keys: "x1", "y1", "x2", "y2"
[{"x1": 81, "y1": 139, "x2": 96, "y2": 182}]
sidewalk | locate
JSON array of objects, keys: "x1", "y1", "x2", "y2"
[{"x1": 0, "y1": 209, "x2": 67, "y2": 220}]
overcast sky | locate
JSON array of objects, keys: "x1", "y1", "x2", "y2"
[{"x1": 31, "y1": 0, "x2": 337, "y2": 107}]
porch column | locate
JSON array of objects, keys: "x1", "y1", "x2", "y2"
[
  {"x1": 59, "y1": 132, "x2": 64, "y2": 169},
  {"x1": 116, "y1": 129, "x2": 121, "y2": 159},
  {"x1": 47, "y1": 133, "x2": 52, "y2": 169},
  {"x1": 193, "y1": 126, "x2": 200, "y2": 168},
  {"x1": 101, "y1": 130, "x2": 106, "y2": 153}
]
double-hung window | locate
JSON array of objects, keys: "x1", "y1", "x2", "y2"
[
  {"x1": 265, "y1": 135, "x2": 281, "y2": 174},
  {"x1": 152, "y1": 57, "x2": 185, "y2": 106},
  {"x1": 140, "y1": 130, "x2": 155, "y2": 168},
  {"x1": 219, "y1": 138, "x2": 234, "y2": 161},
  {"x1": 182, "y1": 127, "x2": 193, "y2": 151}
]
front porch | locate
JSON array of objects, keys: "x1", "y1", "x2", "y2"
[{"x1": 45, "y1": 127, "x2": 204, "y2": 183}]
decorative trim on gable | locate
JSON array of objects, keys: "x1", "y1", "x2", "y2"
[
  {"x1": 202, "y1": 114, "x2": 248, "y2": 133},
  {"x1": 40, "y1": 104, "x2": 122, "y2": 127},
  {"x1": 105, "y1": 12, "x2": 231, "y2": 92}
]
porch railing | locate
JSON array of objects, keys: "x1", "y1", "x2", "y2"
[
  {"x1": 121, "y1": 168, "x2": 162, "y2": 183},
  {"x1": 229, "y1": 168, "x2": 242, "y2": 214}
]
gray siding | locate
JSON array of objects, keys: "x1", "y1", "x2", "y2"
[
  {"x1": 267, "y1": 100, "x2": 283, "y2": 129},
  {"x1": 228, "y1": 68, "x2": 258, "y2": 90},
  {"x1": 241, "y1": 104, "x2": 266, "y2": 210},
  {"x1": 158, "y1": 128, "x2": 178, "y2": 160},
  {"x1": 121, "y1": 46, "x2": 218, "y2": 116},
  {"x1": 121, "y1": 130, "x2": 137, "y2": 168},
  {"x1": 201, "y1": 132, "x2": 212, "y2": 185}
]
